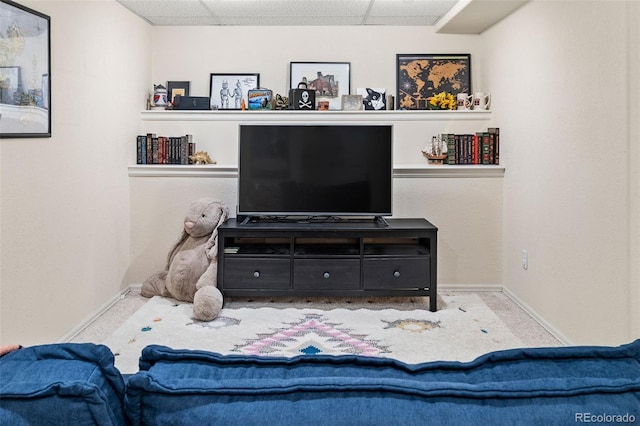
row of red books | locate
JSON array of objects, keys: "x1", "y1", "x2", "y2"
[
  {"x1": 444, "y1": 127, "x2": 499, "y2": 165},
  {"x1": 136, "y1": 133, "x2": 195, "y2": 165}
]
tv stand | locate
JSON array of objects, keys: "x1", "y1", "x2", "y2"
[{"x1": 217, "y1": 218, "x2": 438, "y2": 311}]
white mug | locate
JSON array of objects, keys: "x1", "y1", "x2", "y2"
[
  {"x1": 457, "y1": 93, "x2": 472, "y2": 110},
  {"x1": 473, "y1": 92, "x2": 491, "y2": 110}
]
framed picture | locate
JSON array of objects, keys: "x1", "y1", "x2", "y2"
[
  {"x1": 396, "y1": 54, "x2": 471, "y2": 110},
  {"x1": 290, "y1": 62, "x2": 350, "y2": 110},
  {"x1": 167, "y1": 81, "x2": 190, "y2": 104},
  {"x1": 209, "y1": 73, "x2": 259, "y2": 110},
  {"x1": 341, "y1": 94, "x2": 363, "y2": 111},
  {"x1": 0, "y1": 0, "x2": 51, "y2": 138}
]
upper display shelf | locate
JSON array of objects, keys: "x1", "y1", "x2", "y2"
[{"x1": 141, "y1": 110, "x2": 492, "y2": 122}]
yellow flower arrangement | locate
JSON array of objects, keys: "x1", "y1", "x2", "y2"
[{"x1": 428, "y1": 92, "x2": 456, "y2": 110}]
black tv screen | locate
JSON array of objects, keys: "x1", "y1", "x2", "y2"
[{"x1": 238, "y1": 124, "x2": 393, "y2": 217}]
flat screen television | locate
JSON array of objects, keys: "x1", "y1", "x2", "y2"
[{"x1": 238, "y1": 124, "x2": 393, "y2": 219}]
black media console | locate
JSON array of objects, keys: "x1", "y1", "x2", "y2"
[{"x1": 217, "y1": 218, "x2": 438, "y2": 311}]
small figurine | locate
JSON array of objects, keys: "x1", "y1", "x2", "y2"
[
  {"x1": 152, "y1": 84, "x2": 168, "y2": 110},
  {"x1": 274, "y1": 94, "x2": 289, "y2": 110},
  {"x1": 189, "y1": 151, "x2": 216, "y2": 165}
]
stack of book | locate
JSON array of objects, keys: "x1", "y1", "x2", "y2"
[
  {"x1": 442, "y1": 127, "x2": 500, "y2": 165},
  {"x1": 136, "y1": 133, "x2": 196, "y2": 165}
]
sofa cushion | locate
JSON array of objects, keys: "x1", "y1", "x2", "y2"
[
  {"x1": 0, "y1": 343, "x2": 126, "y2": 426},
  {"x1": 125, "y1": 340, "x2": 640, "y2": 426}
]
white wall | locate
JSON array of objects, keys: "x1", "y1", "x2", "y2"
[
  {"x1": 127, "y1": 172, "x2": 504, "y2": 287},
  {"x1": 127, "y1": 26, "x2": 505, "y2": 288},
  {"x1": 0, "y1": 0, "x2": 151, "y2": 345},
  {"x1": 150, "y1": 26, "x2": 482, "y2": 111},
  {"x1": 483, "y1": 1, "x2": 640, "y2": 345}
]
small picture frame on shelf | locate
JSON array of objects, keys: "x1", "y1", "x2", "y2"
[
  {"x1": 341, "y1": 94, "x2": 363, "y2": 111},
  {"x1": 167, "y1": 81, "x2": 190, "y2": 105},
  {"x1": 290, "y1": 62, "x2": 350, "y2": 110},
  {"x1": 396, "y1": 54, "x2": 471, "y2": 110},
  {"x1": 209, "y1": 73, "x2": 260, "y2": 110}
]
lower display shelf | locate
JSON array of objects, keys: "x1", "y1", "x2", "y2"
[{"x1": 128, "y1": 163, "x2": 505, "y2": 179}]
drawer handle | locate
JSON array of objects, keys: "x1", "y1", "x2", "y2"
[
  {"x1": 323, "y1": 272, "x2": 330, "y2": 279},
  {"x1": 253, "y1": 271, "x2": 260, "y2": 278},
  {"x1": 393, "y1": 270, "x2": 400, "y2": 278}
]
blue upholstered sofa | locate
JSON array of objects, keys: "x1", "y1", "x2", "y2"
[{"x1": 1, "y1": 340, "x2": 639, "y2": 425}]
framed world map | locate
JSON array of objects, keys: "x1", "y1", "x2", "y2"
[{"x1": 396, "y1": 54, "x2": 471, "y2": 110}]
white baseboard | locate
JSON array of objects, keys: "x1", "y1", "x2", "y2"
[
  {"x1": 58, "y1": 284, "x2": 140, "y2": 343},
  {"x1": 502, "y1": 287, "x2": 573, "y2": 346},
  {"x1": 439, "y1": 283, "x2": 503, "y2": 292}
]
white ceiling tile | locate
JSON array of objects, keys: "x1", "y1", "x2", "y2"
[
  {"x1": 148, "y1": 16, "x2": 221, "y2": 26},
  {"x1": 365, "y1": 15, "x2": 441, "y2": 26},
  {"x1": 115, "y1": 0, "x2": 462, "y2": 26},
  {"x1": 118, "y1": 0, "x2": 211, "y2": 17},
  {"x1": 220, "y1": 16, "x2": 365, "y2": 25},
  {"x1": 202, "y1": 0, "x2": 371, "y2": 18},
  {"x1": 368, "y1": 0, "x2": 458, "y2": 17}
]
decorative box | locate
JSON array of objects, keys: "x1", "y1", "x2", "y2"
[
  {"x1": 247, "y1": 89, "x2": 272, "y2": 110},
  {"x1": 288, "y1": 82, "x2": 315, "y2": 110},
  {"x1": 173, "y1": 95, "x2": 210, "y2": 110}
]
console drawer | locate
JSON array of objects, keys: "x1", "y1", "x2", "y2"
[
  {"x1": 363, "y1": 258, "x2": 429, "y2": 290},
  {"x1": 223, "y1": 258, "x2": 290, "y2": 289},
  {"x1": 294, "y1": 259, "x2": 360, "y2": 290}
]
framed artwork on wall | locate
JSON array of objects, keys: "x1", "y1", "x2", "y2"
[
  {"x1": 290, "y1": 62, "x2": 350, "y2": 110},
  {"x1": 341, "y1": 94, "x2": 363, "y2": 111},
  {"x1": 166, "y1": 81, "x2": 190, "y2": 105},
  {"x1": 209, "y1": 73, "x2": 259, "y2": 110},
  {"x1": 396, "y1": 54, "x2": 471, "y2": 110},
  {"x1": 0, "y1": 0, "x2": 51, "y2": 138}
]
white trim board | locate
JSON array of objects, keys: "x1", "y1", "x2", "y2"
[
  {"x1": 58, "y1": 285, "x2": 141, "y2": 343},
  {"x1": 502, "y1": 287, "x2": 573, "y2": 346},
  {"x1": 438, "y1": 283, "x2": 503, "y2": 292}
]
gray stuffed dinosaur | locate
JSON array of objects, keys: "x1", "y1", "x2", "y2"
[{"x1": 142, "y1": 198, "x2": 229, "y2": 321}]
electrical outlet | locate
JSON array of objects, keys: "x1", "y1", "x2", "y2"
[{"x1": 521, "y1": 250, "x2": 528, "y2": 270}]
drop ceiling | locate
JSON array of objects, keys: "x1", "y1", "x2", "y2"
[{"x1": 115, "y1": 0, "x2": 528, "y2": 32}]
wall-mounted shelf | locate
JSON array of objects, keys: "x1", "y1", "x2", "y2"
[
  {"x1": 141, "y1": 109, "x2": 492, "y2": 122},
  {"x1": 128, "y1": 164, "x2": 505, "y2": 179}
]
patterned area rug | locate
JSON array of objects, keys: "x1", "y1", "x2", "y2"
[{"x1": 103, "y1": 294, "x2": 524, "y2": 373}]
